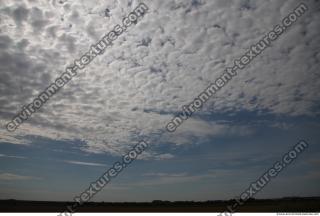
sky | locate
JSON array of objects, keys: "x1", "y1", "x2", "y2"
[{"x1": 0, "y1": 0, "x2": 319, "y2": 202}]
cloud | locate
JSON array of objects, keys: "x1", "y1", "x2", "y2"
[
  {"x1": 0, "y1": 173, "x2": 41, "y2": 181},
  {"x1": 0, "y1": 0, "x2": 319, "y2": 157},
  {"x1": 138, "y1": 172, "x2": 204, "y2": 185},
  {"x1": 143, "y1": 172, "x2": 188, "y2": 177},
  {"x1": 163, "y1": 118, "x2": 254, "y2": 145},
  {"x1": 0, "y1": 154, "x2": 26, "y2": 159},
  {"x1": 63, "y1": 160, "x2": 107, "y2": 167},
  {"x1": 133, "y1": 170, "x2": 242, "y2": 186}
]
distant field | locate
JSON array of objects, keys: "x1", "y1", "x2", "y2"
[{"x1": 1, "y1": 197, "x2": 320, "y2": 212}]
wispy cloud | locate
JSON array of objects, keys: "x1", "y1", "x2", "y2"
[
  {"x1": 0, "y1": 173, "x2": 41, "y2": 181},
  {"x1": 63, "y1": 160, "x2": 107, "y2": 167},
  {"x1": 0, "y1": 154, "x2": 26, "y2": 159},
  {"x1": 0, "y1": 133, "x2": 30, "y2": 145},
  {"x1": 138, "y1": 172, "x2": 206, "y2": 186}
]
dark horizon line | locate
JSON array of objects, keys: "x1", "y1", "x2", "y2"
[{"x1": 1, "y1": 196, "x2": 320, "y2": 203}]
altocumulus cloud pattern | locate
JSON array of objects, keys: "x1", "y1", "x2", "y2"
[{"x1": 0, "y1": 0, "x2": 319, "y2": 156}]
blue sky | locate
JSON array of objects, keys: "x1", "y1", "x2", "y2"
[
  {"x1": 0, "y1": 0, "x2": 320, "y2": 202},
  {"x1": 1, "y1": 111, "x2": 320, "y2": 201}
]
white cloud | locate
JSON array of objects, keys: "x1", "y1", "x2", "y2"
[
  {"x1": 0, "y1": 0, "x2": 319, "y2": 156},
  {"x1": 0, "y1": 154, "x2": 26, "y2": 159},
  {"x1": 63, "y1": 160, "x2": 107, "y2": 167},
  {"x1": 0, "y1": 173, "x2": 41, "y2": 181},
  {"x1": 164, "y1": 118, "x2": 254, "y2": 145},
  {"x1": 132, "y1": 169, "x2": 243, "y2": 186},
  {"x1": 138, "y1": 172, "x2": 204, "y2": 185}
]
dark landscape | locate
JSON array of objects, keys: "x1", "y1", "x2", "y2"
[{"x1": 1, "y1": 197, "x2": 320, "y2": 212}]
